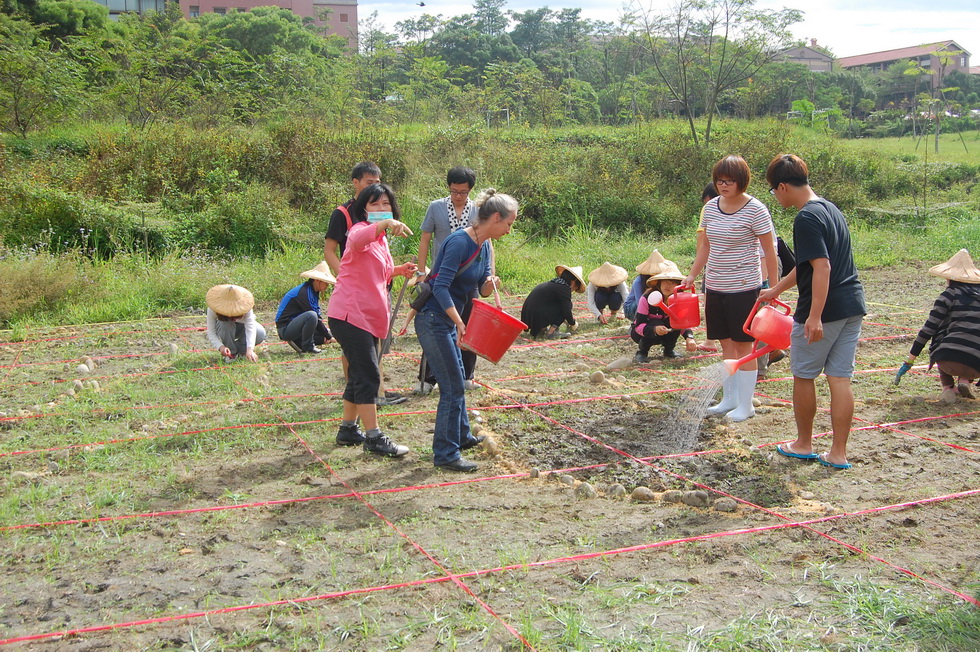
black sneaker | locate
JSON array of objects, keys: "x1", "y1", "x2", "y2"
[
  {"x1": 460, "y1": 434, "x2": 486, "y2": 450},
  {"x1": 663, "y1": 349, "x2": 682, "y2": 359},
  {"x1": 633, "y1": 352, "x2": 649, "y2": 364},
  {"x1": 286, "y1": 341, "x2": 303, "y2": 354},
  {"x1": 436, "y1": 457, "x2": 478, "y2": 472},
  {"x1": 336, "y1": 423, "x2": 365, "y2": 446},
  {"x1": 364, "y1": 433, "x2": 409, "y2": 457}
]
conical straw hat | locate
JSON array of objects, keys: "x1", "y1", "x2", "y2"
[
  {"x1": 649, "y1": 261, "x2": 686, "y2": 283},
  {"x1": 635, "y1": 249, "x2": 667, "y2": 275},
  {"x1": 588, "y1": 262, "x2": 627, "y2": 287},
  {"x1": 555, "y1": 264, "x2": 586, "y2": 292},
  {"x1": 300, "y1": 261, "x2": 336, "y2": 285},
  {"x1": 928, "y1": 249, "x2": 980, "y2": 284},
  {"x1": 206, "y1": 285, "x2": 254, "y2": 317}
]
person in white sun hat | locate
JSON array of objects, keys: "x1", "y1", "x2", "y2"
[
  {"x1": 205, "y1": 284, "x2": 266, "y2": 362},
  {"x1": 630, "y1": 261, "x2": 698, "y2": 363},
  {"x1": 895, "y1": 248, "x2": 980, "y2": 404},
  {"x1": 275, "y1": 261, "x2": 336, "y2": 355},
  {"x1": 520, "y1": 264, "x2": 586, "y2": 338},
  {"x1": 586, "y1": 262, "x2": 629, "y2": 324}
]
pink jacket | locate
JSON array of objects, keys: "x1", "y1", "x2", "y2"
[{"x1": 327, "y1": 222, "x2": 393, "y2": 339}]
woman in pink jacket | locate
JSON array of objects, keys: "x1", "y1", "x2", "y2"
[{"x1": 327, "y1": 183, "x2": 417, "y2": 458}]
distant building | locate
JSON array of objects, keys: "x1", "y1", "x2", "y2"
[
  {"x1": 91, "y1": 0, "x2": 358, "y2": 50},
  {"x1": 837, "y1": 40, "x2": 971, "y2": 88},
  {"x1": 774, "y1": 39, "x2": 833, "y2": 73},
  {"x1": 970, "y1": 66, "x2": 980, "y2": 76}
]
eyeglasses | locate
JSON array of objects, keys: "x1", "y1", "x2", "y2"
[
  {"x1": 769, "y1": 187, "x2": 777, "y2": 195},
  {"x1": 715, "y1": 179, "x2": 736, "y2": 187},
  {"x1": 449, "y1": 190, "x2": 470, "y2": 197}
]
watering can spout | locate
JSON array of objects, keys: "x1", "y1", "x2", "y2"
[{"x1": 723, "y1": 358, "x2": 739, "y2": 375}]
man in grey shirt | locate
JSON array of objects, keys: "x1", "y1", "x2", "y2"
[{"x1": 415, "y1": 166, "x2": 479, "y2": 392}]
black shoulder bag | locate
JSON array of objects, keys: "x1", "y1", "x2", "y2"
[{"x1": 410, "y1": 246, "x2": 482, "y2": 312}]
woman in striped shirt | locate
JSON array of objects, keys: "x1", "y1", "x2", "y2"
[{"x1": 684, "y1": 155, "x2": 779, "y2": 422}]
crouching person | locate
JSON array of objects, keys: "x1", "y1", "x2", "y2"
[
  {"x1": 276, "y1": 261, "x2": 335, "y2": 354},
  {"x1": 205, "y1": 284, "x2": 267, "y2": 362},
  {"x1": 631, "y1": 261, "x2": 697, "y2": 362}
]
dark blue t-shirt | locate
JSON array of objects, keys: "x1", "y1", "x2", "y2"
[
  {"x1": 793, "y1": 198, "x2": 866, "y2": 323},
  {"x1": 425, "y1": 228, "x2": 491, "y2": 314}
]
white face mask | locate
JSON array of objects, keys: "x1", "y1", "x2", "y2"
[{"x1": 367, "y1": 211, "x2": 392, "y2": 223}]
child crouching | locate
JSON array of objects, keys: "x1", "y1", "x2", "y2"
[{"x1": 631, "y1": 261, "x2": 697, "y2": 363}]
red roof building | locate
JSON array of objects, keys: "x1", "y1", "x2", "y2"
[{"x1": 837, "y1": 41, "x2": 971, "y2": 88}]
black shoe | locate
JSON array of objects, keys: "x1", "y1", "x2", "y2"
[
  {"x1": 364, "y1": 433, "x2": 409, "y2": 457},
  {"x1": 663, "y1": 349, "x2": 682, "y2": 359},
  {"x1": 460, "y1": 434, "x2": 486, "y2": 450},
  {"x1": 336, "y1": 423, "x2": 365, "y2": 446},
  {"x1": 286, "y1": 341, "x2": 303, "y2": 354},
  {"x1": 436, "y1": 457, "x2": 478, "y2": 472},
  {"x1": 768, "y1": 349, "x2": 786, "y2": 365},
  {"x1": 633, "y1": 352, "x2": 649, "y2": 364},
  {"x1": 375, "y1": 394, "x2": 408, "y2": 407},
  {"x1": 303, "y1": 346, "x2": 322, "y2": 354}
]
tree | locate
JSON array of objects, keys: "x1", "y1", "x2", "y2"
[
  {"x1": 631, "y1": 0, "x2": 801, "y2": 146},
  {"x1": 0, "y1": 14, "x2": 84, "y2": 136}
]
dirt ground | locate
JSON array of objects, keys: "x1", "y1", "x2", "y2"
[{"x1": 0, "y1": 266, "x2": 978, "y2": 650}]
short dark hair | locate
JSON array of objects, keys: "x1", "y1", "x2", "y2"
[
  {"x1": 350, "y1": 183, "x2": 401, "y2": 223},
  {"x1": 702, "y1": 182, "x2": 719, "y2": 203},
  {"x1": 712, "y1": 155, "x2": 751, "y2": 193},
  {"x1": 766, "y1": 154, "x2": 810, "y2": 189},
  {"x1": 351, "y1": 161, "x2": 381, "y2": 181},
  {"x1": 447, "y1": 166, "x2": 476, "y2": 188}
]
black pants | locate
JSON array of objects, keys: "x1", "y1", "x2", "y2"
[
  {"x1": 631, "y1": 328, "x2": 681, "y2": 355},
  {"x1": 328, "y1": 317, "x2": 379, "y2": 405}
]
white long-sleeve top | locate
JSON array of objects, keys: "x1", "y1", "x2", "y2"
[
  {"x1": 586, "y1": 282, "x2": 629, "y2": 318},
  {"x1": 206, "y1": 308, "x2": 260, "y2": 350}
]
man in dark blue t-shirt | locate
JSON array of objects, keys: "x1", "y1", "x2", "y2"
[{"x1": 761, "y1": 154, "x2": 866, "y2": 470}]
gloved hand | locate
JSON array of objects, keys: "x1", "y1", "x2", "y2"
[{"x1": 893, "y1": 361, "x2": 912, "y2": 385}]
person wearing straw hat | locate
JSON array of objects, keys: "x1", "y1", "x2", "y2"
[
  {"x1": 586, "y1": 262, "x2": 629, "y2": 324},
  {"x1": 624, "y1": 249, "x2": 667, "y2": 321},
  {"x1": 275, "y1": 261, "x2": 336, "y2": 355},
  {"x1": 761, "y1": 154, "x2": 865, "y2": 470},
  {"x1": 520, "y1": 264, "x2": 585, "y2": 339},
  {"x1": 326, "y1": 183, "x2": 418, "y2": 458},
  {"x1": 205, "y1": 285, "x2": 267, "y2": 362},
  {"x1": 415, "y1": 189, "x2": 514, "y2": 472},
  {"x1": 895, "y1": 249, "x2": 980, "y2": 404},
  {"x1": 630, "y1": 261, "x2": 697, "y2": 363}
]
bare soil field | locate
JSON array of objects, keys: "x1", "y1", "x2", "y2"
[{"x1": 0, "y1": 266, "x2": 977, "y2": 650}]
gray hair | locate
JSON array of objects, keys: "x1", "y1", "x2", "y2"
[{"x1": 474, "y1": 188, "x2": 518, "y2": 223}]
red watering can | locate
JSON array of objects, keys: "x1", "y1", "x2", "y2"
[
  {"x1": 654, "y1": 286, "x2": 701, "y2": 330},
  {"x1": 723, "y1": 298, "x2": 793, "y2": 375}
]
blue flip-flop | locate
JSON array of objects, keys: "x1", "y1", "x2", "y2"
[
  {"x1": 818, "y1": 453, "x2": 852, "y2": 470},
  {"x1": 776, "y1": 444, "x2": 819, "y2": 460}
]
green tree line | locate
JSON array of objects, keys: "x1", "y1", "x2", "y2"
[{"x1": 4, "y1": 0, "x2": 980, "y2": 139}]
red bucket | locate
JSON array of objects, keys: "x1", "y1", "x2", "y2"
[{"x1": 460, "y1": 300, "x2": 528, "y2": 364}]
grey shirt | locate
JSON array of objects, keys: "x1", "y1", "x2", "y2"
[{"x1": 421, "y1": 196, "x2": 476, "y2": 259}]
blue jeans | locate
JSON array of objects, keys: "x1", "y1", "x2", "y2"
[{"x1": 415, "y1": 309, "x2": 479, "y2": 465}]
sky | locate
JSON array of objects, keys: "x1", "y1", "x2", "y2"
[{"x1": 359, "y1": 0, "x2": 980, "y2": 62}]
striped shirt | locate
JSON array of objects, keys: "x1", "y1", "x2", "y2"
[
  {"x1": 702, "y1": 196, "x2": 774, "y2": 293},
  {"x1": 910, "y1": 282, "x2": 980, "y2": 372}
]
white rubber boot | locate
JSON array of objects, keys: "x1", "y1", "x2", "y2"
[
  {"x1": 706, "y1": 373, "x2": 738, "y2": 415},
  {"x1": 726, "y1": 369, "x2": 757, "y2": 422}
]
